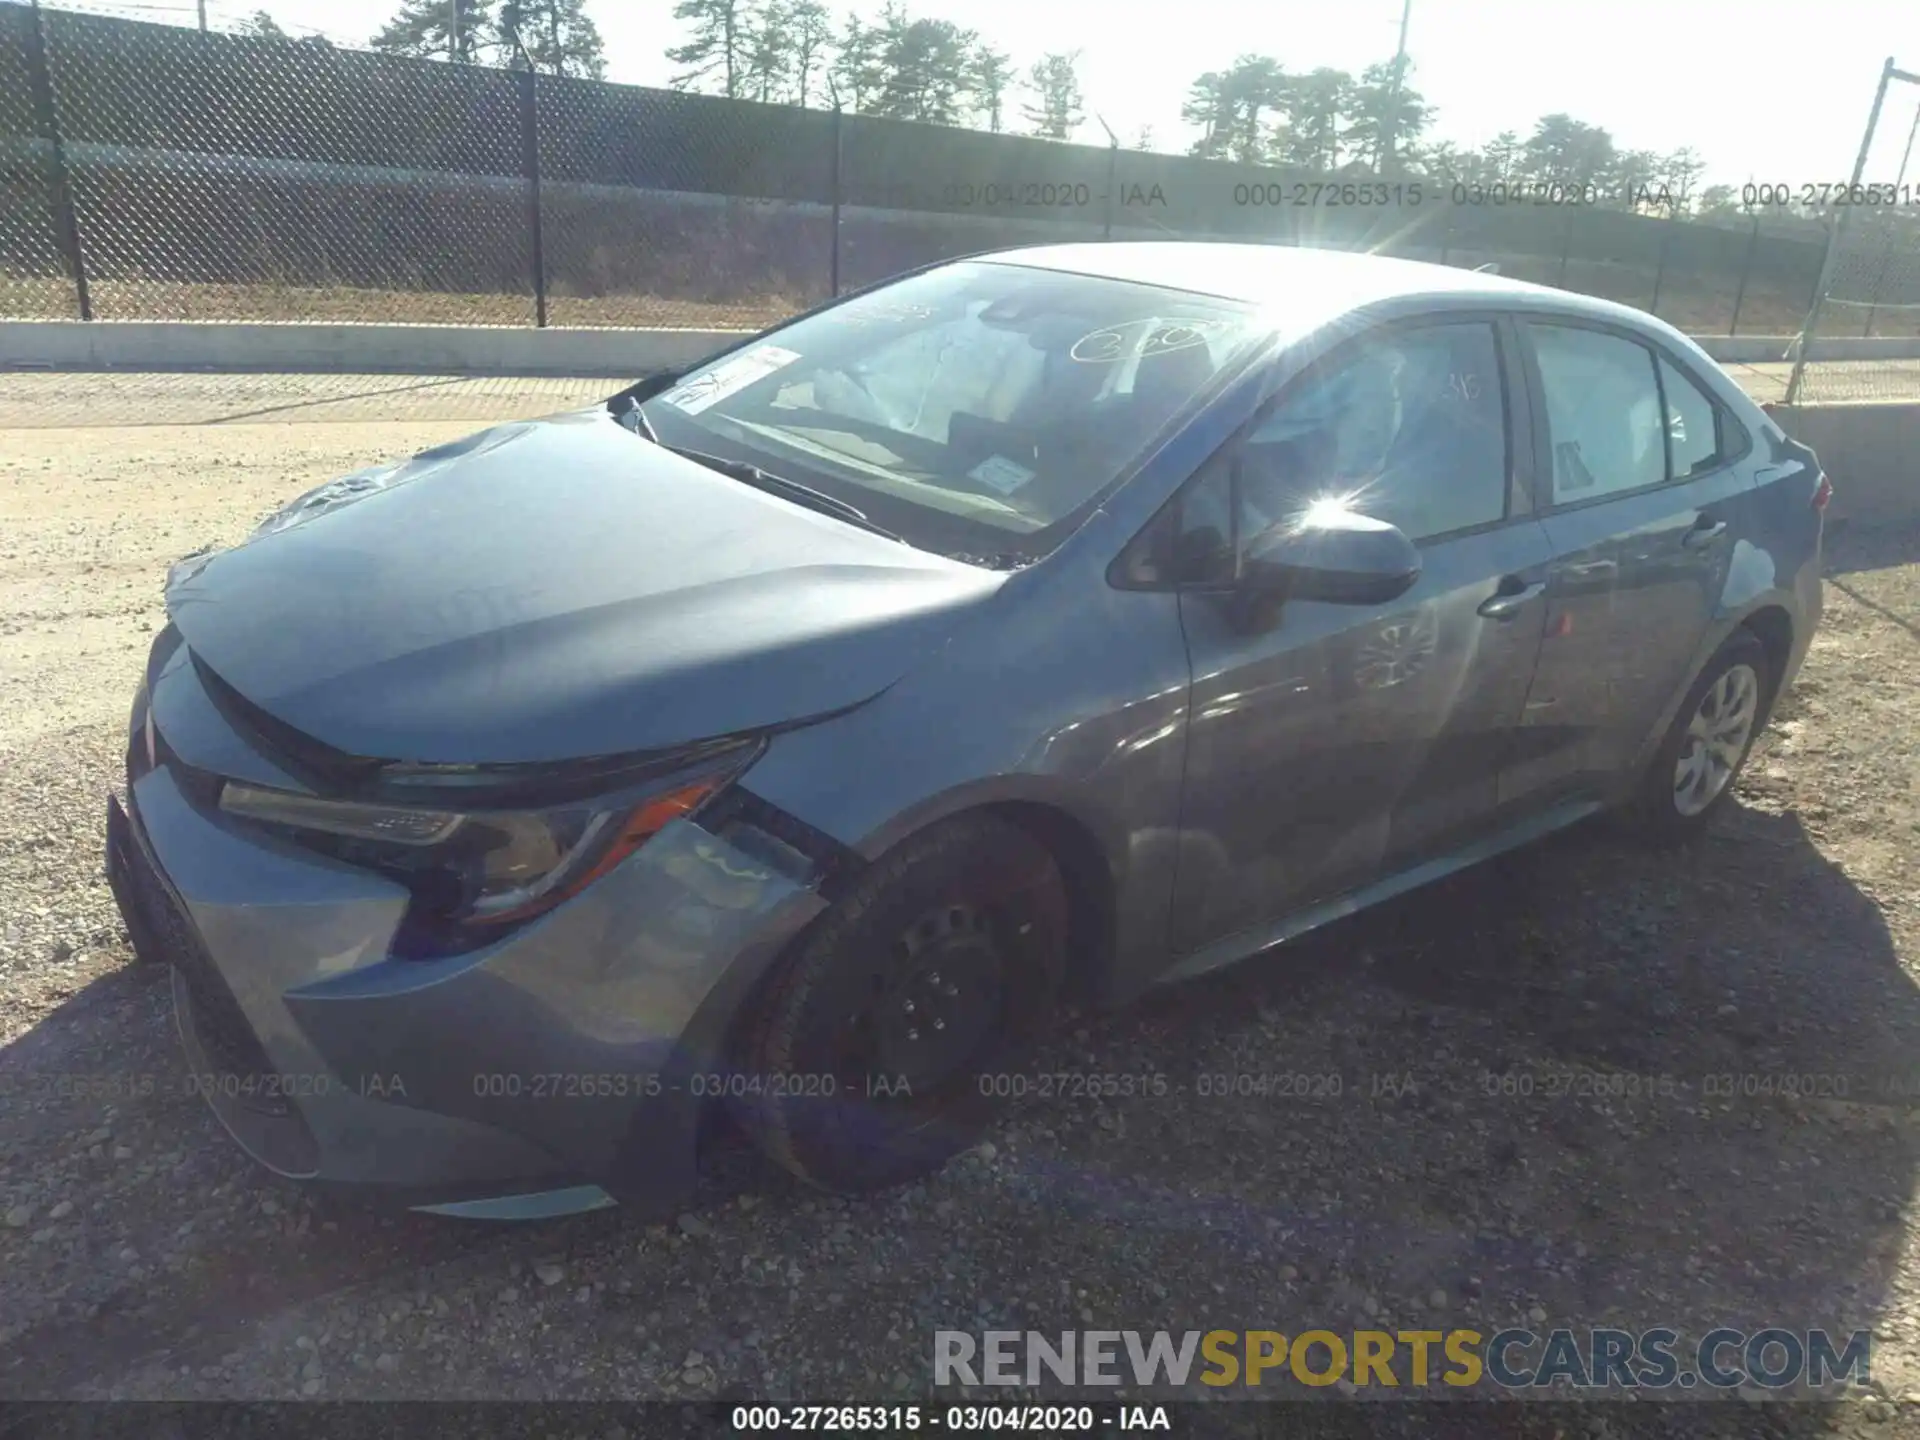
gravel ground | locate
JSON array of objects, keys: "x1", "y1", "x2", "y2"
[
  {"x1": 0, "y1": 372, "x2": 622, "y2": 429},
  {"x1": 3, "y1": 385, "x2": 1920, "y2": 1426}
]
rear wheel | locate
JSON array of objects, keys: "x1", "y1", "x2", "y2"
[
  {"x1": 1628, "y1": 630, "x2": 1770, "y2": 841},
  {"x1": 728, "y1": 813, "x2": 1067, "y2": 1193}
]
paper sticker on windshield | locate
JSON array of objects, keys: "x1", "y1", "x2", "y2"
[
  {"x1": 968, "y1": 455, "x2": 1035, "y2": 496},
  {"x1": 660, "y1": 345, "x2": 802, "y2": 414}
]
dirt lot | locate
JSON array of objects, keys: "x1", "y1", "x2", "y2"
[{"x1": 2, "y1": 381, "x2": 1919, "y2": 1428}]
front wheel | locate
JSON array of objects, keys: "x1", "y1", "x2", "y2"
[
  {"x1": 728, "y1": 813, "x2": 1068, "y2": 1194},
  {"x1": 1627, "y1": 631, "x2": 1770, "y2": 841}
]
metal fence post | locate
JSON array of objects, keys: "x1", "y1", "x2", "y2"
[
  {"x1": 1103, "y1": 144, "x2": 1118, "y2": 239},
  {"x1": 1728, "y1": 212, "x2": 1759, "y2": 336},
  {"x1": 1554, "y1": 206, "x2": 1574, "y2": 288},
  {"x1": 1096, "y1": 114, "x2": 1119, "y2": 240},
  {"x1": 1787, "y1": 56, "x2": 1906, "y2": 404},
  {"x1": 829, "y1": 102, "x2": 843, "y2": 298},
  {"x1": 516, "y1": 64, "x2": 547, "y2": 328},
  {"x1": 25, "y1": 0, "x2": 90, "y2": 321},
  {"x1": 1647, "y1": 206, "x2": 1678, "y2": 316}
]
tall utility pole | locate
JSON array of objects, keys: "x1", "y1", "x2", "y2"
[{"x1": 1378, "y1": 0, "x2": 1413, "y2": 173}]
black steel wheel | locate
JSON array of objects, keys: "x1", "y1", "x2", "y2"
[{"x1": 728, "y1": 813, "x2": 1068, "y2": 1193}]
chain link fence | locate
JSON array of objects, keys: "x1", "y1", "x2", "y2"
[
  {"x1": 4, "y1": 0, "x2": 1920, "y2": 385},
  {"x1": 1783, "y1": 62, "x2": 1920, "y2": 402}
]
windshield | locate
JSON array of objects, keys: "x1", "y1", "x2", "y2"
[{"x1": 636, "y1": 261, "x2": 1269, "y2": 565}]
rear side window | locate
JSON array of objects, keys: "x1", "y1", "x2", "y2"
[
  {"x1": 1659, "y1": 355, "x2": 1723, "y2": 478},
  {"x1": 1529, "y1": 323, "x2": 1665, "y2": 503}
]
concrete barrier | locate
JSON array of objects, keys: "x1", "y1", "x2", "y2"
[
  {"x1": 0, "y1": 320, "x2": 747, "y2": 377},
  {"x1": 1769, "y1": 402, "x2": 1919, "y2": 523},
  {"x1": 7, "y1": 318, "x2": 1920, "y2": 377},
  {"x1": 1698, "y1": 336, "x2": 1920, "y2": 365}
]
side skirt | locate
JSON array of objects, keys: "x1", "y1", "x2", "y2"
[{"x1": 1157, "y1": 799, "x2": 1604, "y2": 987}]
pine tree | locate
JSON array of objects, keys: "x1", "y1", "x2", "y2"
[
  {"x1": 741, "y1": 0, "x2": 792, "y2": 103},
  {"x1": 497, "y1": 0, "x2": 605, "y2": 78},
  {"x1": 370, "y1": 0, "x2": 491, "y2": 63},
  {"x1": 667, "y1": 0, "x2": 749, "y2": 96},
  {"x1": 1022, "y1": 52, "x2": 1083, "y2": 141},
  {"x1": 830, "y1": 12, "x2": 884, "y2": 110},
  {"x1": 1274, "y1": 67, "x2": 1349, "y2": 171},
  {"x1": 1222, "y1": 55, "x2": 1286, "y2": 165},
  {"x1": 868, "y1": 10, "x2": 977, "y2": 126},
  {"x1": 785, "y1": 0, "x2": 834, "y2": 107},
  {"x1": 970, "y1": 43, "x2": 1011, "y2": 133},
  {"x1": 239, "y1": 10, "x2": 290, "y2": 39},
  {"x1": 1181, "y1": 70, "x2": 1236, "y2": 160},
  {"x1": 1347, "y1": 58, "x2": 1430, "y2": 174}
]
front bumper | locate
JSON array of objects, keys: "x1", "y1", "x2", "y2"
[{"x1": 105, "y1": 753, "x2": 831, "y2": 1217}]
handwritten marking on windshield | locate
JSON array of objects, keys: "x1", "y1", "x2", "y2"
[
  {"x1": 827, "y1": 299, "x2": 939, "y2": 327},
  {"x1": 1068, "y1": 317, "x2": 1237, "y2": 364},
  {"x1": 660, "y1": 345, "x2": 803, "y2": 414}
]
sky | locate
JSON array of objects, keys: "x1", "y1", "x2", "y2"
[{"x1": 75, "y1": 0, "x2": 1920, "y2": 188}]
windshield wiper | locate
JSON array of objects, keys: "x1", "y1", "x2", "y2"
[
  {"x1": 660, "y1": 444, "x2": 906, "y2": 543},
  {"x1": 618, "y1": 395, "x2": 660, "y2": 442}
]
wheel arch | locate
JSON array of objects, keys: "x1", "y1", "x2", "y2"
[
  {"x1": 974, "y1": 797, "x2": 1117, "y2": 1007},
  {"x1": 721, "y1": 780, "x2": 1125, "y2": 1047},
  {"x1": 1624, "y1": 597, "x2": 1797, "y2": 789},
  {"x1": 1738, "y1": 603, "x2": 1795, "y2": 722},
  {"x1": 698, "y1": 789, "x2": 1125, "y2": 1186}
]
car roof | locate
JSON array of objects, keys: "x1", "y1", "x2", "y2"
[{"x1": 975, "y1": 240, "x2": 1663, "y2": 338}]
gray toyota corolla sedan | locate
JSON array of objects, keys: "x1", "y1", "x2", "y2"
[{"x1": 106, "y1": 242, "x2": 1827, "y2": 1219}]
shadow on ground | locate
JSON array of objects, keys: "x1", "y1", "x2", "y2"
[
  {"x1": 23, "y1": 802, "x2": 1905, "y2": 1414},
  {"x1": 1, "y1": 595, "x2": 1913, "y2": 1417},
  {"x1": 1825, "y1": 515, "x2": 1920, "y2": 579}
]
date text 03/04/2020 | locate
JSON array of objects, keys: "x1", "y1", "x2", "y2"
[{"x1": 730, "y1": 1406, "x2": 1172, "y2": 1431}]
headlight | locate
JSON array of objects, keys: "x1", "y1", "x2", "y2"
[{"x1": 218, "y1": 750, "x2": 750, "y2": 935}]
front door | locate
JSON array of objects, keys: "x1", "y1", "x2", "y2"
[{"x1": 1166, "y1": 317, "x2": 1553, "y2": 958}]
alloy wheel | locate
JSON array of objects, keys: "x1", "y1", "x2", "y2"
[{"x1": 1672, "y1": 662, "x2": 1760, "y2": 817}]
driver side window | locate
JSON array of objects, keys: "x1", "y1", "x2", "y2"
[{"x1": 1173, "y1": 321, "x2": 1510, "y2": 582}]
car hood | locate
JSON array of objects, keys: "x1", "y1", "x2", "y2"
[{"x1": 163, "y1": 408, "x2": 1005, "y2": 765}]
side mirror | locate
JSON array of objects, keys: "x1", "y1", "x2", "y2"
[{"x1": 1240, "y1": 504, "x2": 1421, "y2": 606}]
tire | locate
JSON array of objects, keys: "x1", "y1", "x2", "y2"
[
  {"x1": 1627, "y1": 630, "x2": 1771, "y2": 842},
  {"x1": 728, "y1": 813, "x2": 1068, "y2": 1194}
]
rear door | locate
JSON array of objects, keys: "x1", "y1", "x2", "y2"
[
  {"x1": 1504, "y1": 318, "x2": 1756, "y2": 803},
  {"x1": 1165, "y1": 315, "x2": 1556, "y2": 957}
]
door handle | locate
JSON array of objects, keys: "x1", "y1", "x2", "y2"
[
  {"x1": 1682, "y1": 519, "x2": 1729, "y2": 550},
  {"x1": 1477, "y1": 579, "x2": 1547, "y2": 620}
]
